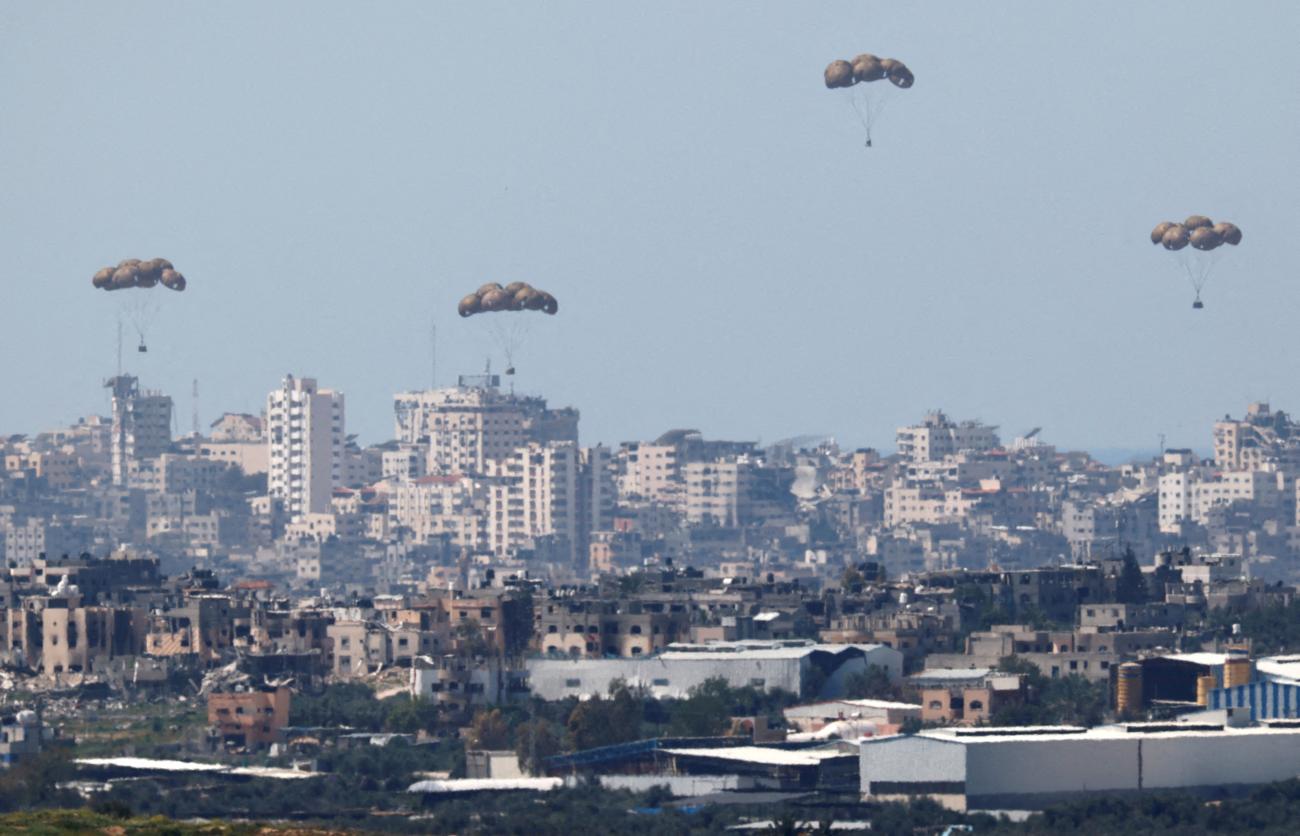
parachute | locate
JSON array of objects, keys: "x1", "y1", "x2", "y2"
[
  {"x1": 92, "y1": 258, "x2": 187, "y2": 350},
  {"x1": 1150, "y1": 217, "x2": 1242, "y2": 308},
  {"x1": 457, "y1": 281, "x2": 557, "y2": 375},
  {"x1": 457, "y1": 282, "x2": 557, "y2": 318},
  {"x1": 824, "y1": 53, "x2": 914, "y2": 146}
]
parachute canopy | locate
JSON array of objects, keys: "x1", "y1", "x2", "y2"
[
  {"x1": 458, "y1": 282, "x2": 557, "y2": 318},
  {"x1": 1150, "y1": 217, "x2": 1242, "y2": 252},
  {"x1": 824, "y1": 53, "x2": 914, "y2": 89},
  {"x1": 92, "y1": 258, "x2": 186, "y2": 291}
]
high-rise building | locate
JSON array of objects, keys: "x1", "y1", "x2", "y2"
[
  {"x1": 267, "y1": 375, "x2": 344, "y2": 521},
  {"x1": 485, "y1": 442, "x2": 579, "y2": 563},
  {"x1": 392, "y1": 375, "x2": 577, "y2": 477},
  {"x1": 106, "y1": 375, "x2": 173, "y2": 486}
]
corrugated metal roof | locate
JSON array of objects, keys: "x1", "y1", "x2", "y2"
[
  {"x1": 661, "y1": 746, "x2": 850, "y2": 766},
  {"x1": 407, "y1": 778, "x2": 561, "y2": 793}
]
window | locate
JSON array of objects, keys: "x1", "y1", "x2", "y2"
[
  {"x1": 652, "y1": 678, "x2": 670, "y2": 687},
  {"x1": 968, "y1": 700, "x2": 984, "y2": 711},
  {"x1": 750, "y1": 678, "x2": 765, "y2": 687},
  {"x1": 565, "y1": 678, "x2": 581, "y2": 688},
  {"x1": 929, "y1": 701, "x2": 943, "y2": 710}
]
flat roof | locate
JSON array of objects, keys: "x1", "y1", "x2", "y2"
[
  {"x1": 661, "y1": 643, "x2": 885, "y2": 662},
  {"x1": 1151, "y1": 652, "x2": 1229, "y2": 667},
  {"x1": 75, "y1": 757, "x2": 313, "y2": 779},
  {"x1": 784, "y1": 698, "x2": 921, "y2": 717},
  {"x1": 661, "y1": 746, "x2": 851, "y2": 767},
  {"x1": 407, "y1": 778, "x2": 561, "y2": 793},
  {"x1": 867, "y1": 723, "x2": 1300, "y2": 746},
  {"x1": 910, "y1": 667, "x2": 992, "y2": 682}
]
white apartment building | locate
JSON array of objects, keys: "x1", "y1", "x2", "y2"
[
  {"x1": 393, "y1": 383, "x2": 527, "y2": 476},
  {"x1": 1158, "y1": 468, "x2": 1282, "y2": 533},
  {"x1": 617, "y1": 442, "x2": 683, "y2": 506},
  {"x1": 387, "y1": 474, "x2": 488, "y2": 550},
  {"x1": 684, "y1": 460, "x2": 750, "y2": 527},
  {"x1": 884, "y1": 485, "x2": 980, "y2": 526},
  {"x1": 267, "y1": 375, "x2": 344, "y2": 521},
  {"x1": 106, "y1": 375, "x2": 173, "y2": 486},
  {"x1": 486, "y1": 442, "x2": 579, "y2": 563},
  {"x1": 896, "y1": 411, "x2": 1000, "y2": 463}
]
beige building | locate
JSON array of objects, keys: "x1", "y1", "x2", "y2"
[
  {"x1": 896, "y1": 411, "x2": 999, "y2": 463},
  {"x1": 486, "y1": 442, "x2": 579, "y2": 563},
  {"x1": 387, "y1": 474, "x2": 488, "y2": 549},
  {"x1": 267, "y1": 375, "x2": 344, "y2": 521},
  {"x1": 106, "y1": 375, "x2": 173, "y2": 487},
  {"x1": 684, "y1": 460, "x2": 750, "y2": 527},
  {"x1": 393, "y1": 383, "x2": 527, "y2": 476}
]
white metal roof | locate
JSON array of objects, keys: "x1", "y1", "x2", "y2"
[
  {"x1": 910, "y1": 667, "x2": 992, "y2": 682},
  {"x1": 784, "y1": 698, "x2": 920, "y2": 718},
  {"x1": 661, "y1": 642, "x2": 885, "y2": 662},
  {"x1": 407, "y1": 778, "x2": 561, "y2": 793},
  {"x1": 878, "y1": 723, "x2": 1300, "y2": 746},
  {"x1": 76, "y1": 757, "x2": 226, "y2": 773},
  {"x1": 76, "y1": 757, "x2": 313, "y2": 780},
  {"x1": 661, "y1": 745, "x2": 850, "y2": 766},
  {"x1": 1156, "y1": 652, "x2": 1229, "y2": 667}
]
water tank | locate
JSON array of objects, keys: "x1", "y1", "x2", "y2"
[
  {"x1": 1196, "y1": 674, "x2": 1216, "y2": 707},
  {"x1": 1117, "y1": 662, "x2": 1143, "y2": 715},
  {"x1": 15, "y1": 710, "x2": 37, "y2": 726},
  {"x1": 1224, "y1": 653, "x2": 1252, "y2": 689}
]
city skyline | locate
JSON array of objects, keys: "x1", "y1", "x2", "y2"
[{"x1": 4, "y1": 2, "x2": 1299, "y2": 451}]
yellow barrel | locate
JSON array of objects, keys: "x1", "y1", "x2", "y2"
[
  {"x1": 1117, "y1": 662, "x2": 1143, "y2": 715},
  {"x1": 1196, "y1": 674, "x2": 1216, "y2": 707},
  {"x1": 1224, "y1": 657, "x2": 1252, "y2": 688}
]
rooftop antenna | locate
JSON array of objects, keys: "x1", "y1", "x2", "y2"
[
  {"x1": 192, "y1": 379, "x2": 200, "y2": 437},
  {"x1": 1158, "y1": 433, "x2": 1167, "y2": 454},
  {"x1": 430, "y1": 319, "x2": 438, "y2": 389},
  {"x1": 116, "y1": 316, "x2": 123, "y2": 377}
]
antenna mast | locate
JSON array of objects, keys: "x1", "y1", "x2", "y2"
[
  {"x1": 192, "y1": 379, "x2": 200, "y2": 437},
  {"x1": 116, "y1": 317, "x2": 123, "y2": 377},
  {"x1": 430, "y1": 319, "x2": 438, "y2": 389}
]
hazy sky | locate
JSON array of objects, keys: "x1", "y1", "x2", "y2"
[{"x1": 3, "y1": 2, "x2": 1298, "y2": 453}]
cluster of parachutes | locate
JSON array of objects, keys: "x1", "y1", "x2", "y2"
[
  {"x1": 458, "y1": 282, "x2": 557, "y2": 318},
  {"x1": 824, "y1": 54, "x2": 914, "y2": 90},
  {"x1": 1150, "y1": 216, "x2": 1243, "y2": 252},
  {"x1": 91, "y1": 258, "x2": 187, "y2": 292},
  {"x1": 1150, "y1": 216, "x2": 1243, "y2": 308}
]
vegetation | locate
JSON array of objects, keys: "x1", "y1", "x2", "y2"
[
  {"x1": 291, "y1": 682, "x2": 440, "y2": 734},
  {"x1": 990, "y1": 656, "x2": 1109, "y2": 727},
  {"x1": 1207, "y1": 598, "x2": 1300, "y2": 655}
]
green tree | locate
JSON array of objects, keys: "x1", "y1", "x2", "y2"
[
  {"x1": 514, "y1": 719, "x2": 561, "y2": 775},
  {"x1": 468, "y1": 708, "x2": 511, "y2": 750},
  {"x1": 1116, "y1": 547, "x2": 1149, "y2": 604},
  {"x1": 844, "y1": 664, "x2": 902, "y2": 701},
  {"x1": 667, "y1": 678, "x2": 732, "y2": 737}
]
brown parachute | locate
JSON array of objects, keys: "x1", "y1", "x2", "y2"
[
  {"x1": 458, "y1": 282, "x2": 557, "y2": 318},
  {"x1": 824, "y1": 52, "x2": 914, "y2": 146},
  {"x1": 1150, "y1": 215, "x2": 1243, "y2": 308},
  {"x1": 91, "y1": 258, "x2": 187, "y2": 292}
]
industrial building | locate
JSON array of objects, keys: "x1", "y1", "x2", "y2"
[
  {"x1": 526, "y1": 640, "x2": 902, "y2": 701},
  {"x1": 860, "y1": 722, "x2": 1300, "y2": 811}
]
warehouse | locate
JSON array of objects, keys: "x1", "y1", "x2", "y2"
[
  {"x1": 527, "y1": 640, "x2": 902, "y2": 701},
  {"x1": 860, "y1": 723, "x2": 1300, "y2": 811}
]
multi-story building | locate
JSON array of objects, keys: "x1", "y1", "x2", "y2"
[
  {"x1": 393, "y1": 376, "x2": 577, "y2": 477},
  {"x1": 485, "y1": 442, "x2": 579, "y2": 563},
  {"x1": 106, "y1": 375, "x2": 173, "y2": 486},
  {"x1": 896, "y1": 411, "x2": 999, "y2": 463},
  {"x1": 267, "y1": 375, "x2": 344, "y2": 521}
]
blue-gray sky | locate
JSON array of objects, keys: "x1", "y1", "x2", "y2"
[{"x1": 2, "y1": 2, "x2": 1298, "y2": 452}]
